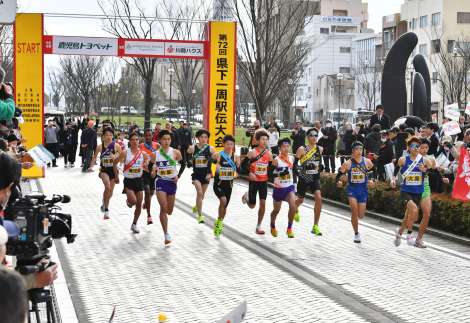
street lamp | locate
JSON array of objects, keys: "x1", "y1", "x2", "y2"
[
  {"x1": 116, "y1": 87, "x2": 121, "y2": 126},
  {"x1": 168, "y1": 67, "x2": 175, "y2": 122},
  {"x1": 190, "y1": 88, "x2": 196, "y2": 123},
  {"x1": 235, "y1": 85, "x2": 240, "y2": 125},
  {"x1": 125, "y1": 90, "x2": 129, "y2": 125},
  {"x1": 406, "y1": 63, "x2": 414, "y2": 116},
  {"x1": 288, "y1": 78, "x2": 297, "y2": 123},
  {"x1": 336, "y1": 73, "x2": 344, "y2": 129}
]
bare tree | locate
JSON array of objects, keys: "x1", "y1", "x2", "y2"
[
  {"x1": 60, "y1": 56, "x2": 104, "y2": 115},
  {"x1": 48, "y1": 69, "x2": 64, "y2": 108},
  {"x1": 99, "y1": 0, "x2": 166, "y2": 129},
  {"x1": 231, "y1": 0, "x2": 319, "y2": 120},
  {"x1": 0, "y1": 25, "x2": 13, "y2": 82},
  {"x1": 352, "y1": 59, "x2": 382, "y2": 111}
]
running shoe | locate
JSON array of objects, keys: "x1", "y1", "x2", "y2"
[
  {"x1": 270, "y1": 227, "x2": 278, "y2": 237},
  {"x1": 164, "y1": 233, "x2": 172, "y2": 245},
  {"x1": 294, "y1": 211, "x2": 300, "y2": 222},
  {"x1": 131, "y1": 224, "x2": 140, "y2": 234},
  {"x1": 255, "y1": 228, "x2": 265, "y2": 235},
  {"x1": 147, "y1": 216, "x2": 153, "y2": 225},
  {"x1": 414, "y1": 239, "x2": 427, "y2": 249},
  {"x1": 406, "y1": 234, "x2": 415, "y2": 246},
  {"x1": 103, "y1": 210, "x2": 110, "y2": 220},
  {"x1": 354, "y1": 233, "x2": 361, "y2": 243},
  {"x1": 214, "y1": 219, "x2": 224, "y2": 237},
  {"x1": 311, "y1": 224, "x2": 322, "y2": 236},
  {"x1": 70, "y1": 163, "x2": 75, "y2": 168},
  {"x1": 64, "y1": 163, "x2": 68, "y2": 168},
  {"x1": 286, "y1": 228, "x2": 294, "y2": 238},
  {"x1": 197, "y1": 214, "x2": 205, "y2": 224},
  {"x1": 394, "y1": 228, "x2": 402, "y2": 247},
  {"x1": 126, "y1": 200, "x2": 132, "y2": 208},
  {"x1": 242, "y1": 192, "x2": 248, "y2": 204},
  {"x1": 192, "y1": 205, "x2": 198, "y2": 214},
  {"x1": 100, "y1": 205, "x2": 105, "y2": 213}
]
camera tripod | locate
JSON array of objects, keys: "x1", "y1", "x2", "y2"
[{"x1": 28, "y1": 288, "x2": 57, "y2": 323}]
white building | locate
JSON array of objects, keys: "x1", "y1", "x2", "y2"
[{"x1": 297, "y1": 0, "x2": 371, "y2": 123}]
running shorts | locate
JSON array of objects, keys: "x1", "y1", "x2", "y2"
[
  {"x1": 248, "y1": 181, "x2": 268, "y2": 205},
  {"x1": 400, "y1": 191, "x2": 422, "y2": 207},
  {"x1": 346, "y1": 187, "x2": 368, "y2": 204},
  {"x1": 192, "y1": 173, "x2": 210, "y2": 185},
  {"x1": 155, "y1": 178, "x2": 177, "y2": 196},
  {"x1": 123, "y1": 177, "x2": 144, "y2": 193},
  {"x1": 100, "y1": 166, "x2": 116, "y2": 181},
  {"x1": 273, "y1": 185, "x2": 295, "y2": 202},
  {"x1": 296, "y1": 177, "x2": 321, "y2": 198},
  {"x1": 213, "y1": 180, "x2": 233, "y2": 206},
  {"x1": 142, "y1": 171, "x2": 156, "y2": 190}
]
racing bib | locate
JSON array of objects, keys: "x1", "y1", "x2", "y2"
[
  {"x1": 194, "y1": 156, "x2": 208, "y2": 168},
  {"x1": 405, "y1": 171, "x2": 422, "y2": 186},
  {"x1": 219, "y1": 166, "x2": 235, "y2": 181},
  {"x1": 350, "y1": 169, "x2": 366, "y2": 184}
]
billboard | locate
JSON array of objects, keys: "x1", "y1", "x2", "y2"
[{"x1": 43, "y1": 35, "x2": 119, "y2": 56}]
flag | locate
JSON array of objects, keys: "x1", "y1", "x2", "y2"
[{"x1": 452, "y1": 146, "x2": 470, "y2": 202}]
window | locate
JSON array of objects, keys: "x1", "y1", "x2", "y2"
[
  {"x1": 320, "y1": 27, "x2": 329, "y2": 34},
  {"x1": 448, "y1": 40, "x2": 455, "y2": 53},
  {"x1": 339, "y1": 67, "x2": 350, "y2": 74},
  {"x1": 333, "y1": 9, "x2": 348, "y2": 16},
  {"x1": 411, "y1": 18, "x2": 417, "y2": 29},
  {"x1": 340, "y1": 47, "x2": 351, "y2": 53},
  {"x1": 431, "y1": 12, "x2": 441, "y2": 26},
  {"x1": 432, "y1": 72, "x2": 438, "y2": 84},
  {"x1": 419, "y1": 44, "x2": 428, "y2": 56},
  {"x1": 457, "y1": 12, "x2": 470, "y2": 24},
  {"x1": 419, "y1": 15, "x2": 428, "y2": 28},
  {"x1": 431, "y1": 39, "x2": 441, "y2": 53}
]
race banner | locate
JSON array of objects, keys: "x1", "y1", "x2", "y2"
[
  {"x1": 121, "y1": 39, "x2": 206, "y2": 59},
  {"x1": 43, "y1": 35, "x2": 119, "y2": 56},
  {"x1": 452, "y1": 146, "x2": 470, "y2": 202},
  {"x1": 444, "y1": 103, "x2": 461, "y2": 122}
]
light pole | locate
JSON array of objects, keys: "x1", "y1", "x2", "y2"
[
  {"x1": 125, "y1": 90, "x2": 129, "y2": 125},
  {"x1": 288, "y1": 78, "x2": 296, "y2": 123},
  {"x1": 116, "y1": 87, "x2": 121, "y2": 126},
  {"x1": 407, "y1": 63, "x2": 414, "y2": 116},
  {"x1": 336, "y1": 73, "x2": 344, "y2": 129},
  {"x1": 190, "y1": 89, "x2": 196, "y2": 123},
  {"x1": 235, "y1": 84, "x2": 240, "y2": 125},
  {"x1": 168, "y1": 67, "x2": 175, "y2": 122}
]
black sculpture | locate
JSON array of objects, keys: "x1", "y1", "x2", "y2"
[
  {"x1": 412, "y1": 54, "x2": 431, "y2": 121},
  {"x1": 381, "y1": 32, "x2": 418, "y2": 123},
  {"x1": 413, "y1": 72, "x2": 428, "y2": 121}
]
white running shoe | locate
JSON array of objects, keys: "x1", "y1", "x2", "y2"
[
  {"x1": 131, "y1": 224, "x2": 140, "y2": 233},
  {"x1": 354, "y1": 233, "x2": 361, "y2": 243},
  {"x1": 406, "y1": 234, "x2": 415, "y2": 246},
  {"x1": 103, "y1": 210, "x2": 110, "y2": 220},
  {"x1": 394, "y1": 228, "x2": 402, "y2": 247},
  {"x1": 164, "y1": 233, "x2": 172, "y2": 245},
  {"x1": 414, "y1": 239, "x2": 427, "y2": 249},
  {"x1": 242, "y1": 192, "x2": 248, "y2": 204}
]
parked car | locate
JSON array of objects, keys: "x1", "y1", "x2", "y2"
[{"x1": 120, "y1": 106, "x2": 138, "y2": 115}]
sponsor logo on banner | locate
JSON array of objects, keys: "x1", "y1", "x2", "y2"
[
  {"x1": 44, "y1": 35, "x2": 118, "y2": 56},
  {"x1": 466, "y1": 102, "x2": 470, "y2": 116},
  {"x1": 123, "y1": 40, "x2": 205, "y2": 59},
  {"x1": 441, "y1": 120, "x2": 461, "y2": 136},
  {"x1": 444, "y1": 103, "x2": 461, "y2": 121},
  {"x1": 452, "y1": 146, "x2": 470, "y2": 202}
]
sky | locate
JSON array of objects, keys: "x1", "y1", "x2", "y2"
[{"x1": 366, "y1": 0, "x2": 405, "y2": 33}]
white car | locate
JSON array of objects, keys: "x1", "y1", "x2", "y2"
[{"x1": 120, "y1": 106, "x2": 138, "y2": 115}]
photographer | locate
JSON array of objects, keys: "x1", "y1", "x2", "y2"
[
  {"x1": 0, "y1": 152, "x2": 59, "y2": 289},
  {"x1": 80, "y1": 120, "x2": 97, "y2": 172},
  {"x1": 245, "y1": 120, "x2": 262, "y2": 148},
  {"x1": 0, "y1": 67, "x2": 15, "y2": 122},
  {"x1": 44, "y1": 120, "x2": 60, "y2": 167},
  {"x1": 0, "y1": 262, "x2": 28, "y2": 323}
]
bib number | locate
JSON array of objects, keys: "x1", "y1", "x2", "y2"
[
  {"x1": 219, "y1": 167, "x2": 234, "y2": 180},
  {"x1": 405, "y1": 171, "x2": 422, "y2": 186}
]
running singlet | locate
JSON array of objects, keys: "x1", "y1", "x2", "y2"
[
  {"x1": 249, "y1": 148, "x2": 271, "y2": 182},
  {"x1": 100, "y1": 142, "x2": 116, "y2": 168},
  {"x1": 298, "y1": 145, "x2": 322, "y2": 182},
  {"x1": 193, "y1": 144, "x2": 212, "y2": 175},
  {"x1": 348, "y1": 157, "x2": 368, "y2": 190},
  {"x1": 401, "y1": 155, "x2": 424, "y2": 194},
  {"x1": 215, "y1": 152, "x2": 236, "y2": 182},
  {"x1": 123, "y1": 149, "x2": 144, "y2": 179},
  {"x1": 274, "y1": 155, "x2": 294, "y2": 188},
  {"x1": 155, "y1": 148, "x2": 177, "y2": 180}
]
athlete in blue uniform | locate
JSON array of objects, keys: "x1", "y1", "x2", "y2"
[{"x1": 336, "y1": 142, "x2": 374, "y2": 243}]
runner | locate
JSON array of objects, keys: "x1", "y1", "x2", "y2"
[
  {"x1": 391, "y1": 137, "x2": 433, "y2": 247},
  {"x1": 294, "y1": 128, "x2": 324, "y2": 236},
  {"x1": 213, "y1": 135, "x2": 240, "y2": 238},
  {"x1": 140, "y1": 129, "x2": 159, "y2": 225},
  {"x1": 90, "y1": 127, "x2": 121, "y2": 220},
  {"x1": 336, "y1": 141, "x2": 375, "y2": 243},
  {"x1": 116, "y1": 130, "x2": 127, "y2": 151},
  {"x1": 119, "y1": 132, "x2": 150, "y2": 234},
  {"x1": 187, "y1": 129, "x2": 216, "y2": 224},
  {"x1": 270, "y1": 138, "x2": 297, "y2": 238},
  {"x1": 242, "y1": 130, "x2": 273, "y2": 235},
  {"x1": 151, "y1": 130, "x2": 183, "y2": 245}
]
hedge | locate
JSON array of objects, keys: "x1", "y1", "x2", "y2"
[{"x1": 319, "y1": 173, "x2": 470, "y2": 238}]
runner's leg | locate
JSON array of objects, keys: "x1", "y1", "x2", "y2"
[
  {"x1": 257, "y1": 199, "x2": 266, "y2": 228},
  {"x1": 193, "y1": 180, "x2": 203, "y2": 214},
  {"x1": 99, "y1": 173, "x2": 111, "y2": 209},
  {"x1": 348, "y1": 197, "x2": 359, "y2": 233},
  {"x1": 218, "y1": 196, "x2": 228, "y2": 220},
  {"x1": 286, "y1": 192, "x2": 297, "y2": 230},
  {"x1": 167, "y1": 194, "x2": 176, "y2": 216},
  {"x1": 270, "y1": 200, "x2": 282, "y2": 232},
  {"x1": 125, "y1": 188, "x2": 137, "y2": 207},
  {"x1": 132, "y1": 191, "x2": 143, "y2": 225},
  {"x1": 156, "y1": 191, "x2": 169, "y2": 234},
  {"x1": 313, "y1": 190, "x2": 322, "y2": 226},
  {"x1": 417, "y1": 197, "x2": 431, "y2": 242}
]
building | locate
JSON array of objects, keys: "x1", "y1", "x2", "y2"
[
  {"x1": 382, "y1": 13, "x2": 407, "y2": 59},
  {"x1": 400, "y1": 0, "x2": 470, "y2": 118},
  {"x1": 297, "y1": 0, "x2": 371, "y2": 123}
]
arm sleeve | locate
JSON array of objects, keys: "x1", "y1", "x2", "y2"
[{"x1": 0, "y1": 98, "x2": 16, "y2": 121}]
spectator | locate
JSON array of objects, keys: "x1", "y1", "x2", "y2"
[
  {"x1": 422, "y1": 123, "x2": 439, "y2": 156},
  {"x1": 369, "y1": 104, "x2": 391, "y2": 130},
  {"x1": 395, "y1": 123, "x2": 409, "y2": 159},
  {"x1": 290, "y1": 121, "x2": 306, "y2": 155},
  {"x1": 318, "y1": 120, "x2": 337, "y2": 173},
  {"x1": 264, "y1": 115, "x2": 281, "y2": 136},
  {"x1": 387, "y1": 127, "x2": 399, "y2": 161},
  {"x1": 44, "y1": 120, "x2": 60, "y2": 167},
  {"x1": 341, "y1": 123, "x2": 354, "y2": 164},
  {"x1": 457, "y1": 115, "x2": 468, "y2": 141},
  {"x1": 165, "y1": 123, "x2": 179, "y2": 149},
  {"x1": 80, "y1": 120, "x2": 97, "y2": 172},
  {"x1": 177, "y1": 122, "x2": 193, "y2": 170},
  {"x1": 63, "y1": 121, "x2": 79, "y2": 168},
  {"x1": 365, "y1": 124, "x2": 381, "y2": 157},
  {"x1": 152, "y1": 122, "x2": 161, "y2": 142},
  {"x1": 0, "y1": 267, "x2": 28, "y2": 323},
  {"x1": 268, "y1": 123, "x2": 280, "y2": 155},
  {"x1": 245, "y1": 120, "x2": 261, "y2": 148},
  {"x1": 0, "y1": 68, "x2": 15, "y2": 122},
  {"x1": 376, "y1": 131, "x2": 394, "y2": 181}
]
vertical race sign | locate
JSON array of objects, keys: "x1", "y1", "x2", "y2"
[
  {"x1": 205, "y1": 21, "x2": 237, "y2": 150},
  {"x1": 14, "y1": 13, "x2": 44, "y2": 178}
]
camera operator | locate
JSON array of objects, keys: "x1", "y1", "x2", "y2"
[{"x1": 0, "y1": 152, "x2": 59, "y2": 289}]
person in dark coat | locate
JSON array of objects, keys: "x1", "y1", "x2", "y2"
[
  {"x1": 369, "y1": 104, "x2": 391, "y2": 130},
  {"x1": 364, "y1": 124, "x2": 382, "y2": 157},
  {"x1": 318, "y1": 121, "x2": 337, "y2": 173},
  {"x1": 176, "y1": 122, "x2": 193, "y2": 172},
  {"x1": 63, "y1": 121, "x2": 79, "y2": 168},
  {"x1": 290, "y1": 121, "x2": 306, "y2": 154},
  {"x1": 245, "y1": 120, "x2": 261, "y2": 148},
  {"x1": 376, "y1": 131, "x2": 394, "y2": 181},
  {"x1": 80, "y1": 120, "x2": 97, "y2": 172},
  {"x1": 341, "y1": 123, "x2": 354, "y2": 164},
  {"x1": 394, "y1": 123, "x2": 409, "y2": 159},
  {"x1": 422, "y1": 123, "x2": 439, "y2": 156}
]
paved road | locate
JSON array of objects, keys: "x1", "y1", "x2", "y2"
[{"x1": 40, "y1": 164, "x2": 470, "y2": 322}]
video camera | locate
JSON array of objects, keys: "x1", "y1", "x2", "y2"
[{"x1": 4, "y1": 194, "x2": 76, "y2": 274}]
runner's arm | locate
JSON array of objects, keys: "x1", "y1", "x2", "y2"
[
  {"x1": 336, "y1": 160, "x2": 351, "y2": 185},
  {"x1": 295, "y1": 146, "x2": 305, "y2": 159},
  {"x1": 90, "y1": 145, "x2": 102, "y2": 168}
]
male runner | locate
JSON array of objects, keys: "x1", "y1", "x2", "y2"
[
  {"x1": 242, "y1": 130, "x2": 273, "y2": 235},
  {"x1": 119, "y1": 132, "x2": 150, "y2": 233},
  {"x1": 294, "y1": 128, "x2": 324, "y2": 236},
  {"x1": 151, "y1": 130, "x2": 183, "y2": 245},
  {"x1": 140, "y1": 129, "x2": 159, "y2": 225},
  {"x1": 336, "y1": 142, "x2": 375, "y2": 243},
  {"x1": 90, "y1": 127, "x2": 121, "y2": 219},
  {"x1": 187, "y1": 129, "x2": 216, "y2": 224},
  {"x1": 391, "y1": 137, "x2": 433, "y2": 247},
  {"x1": 270, "y1": 138, "x2": 297, "y2": 238},
  {"x1": 213, "y1": 135, "x2": 240, "y2": 237}
]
